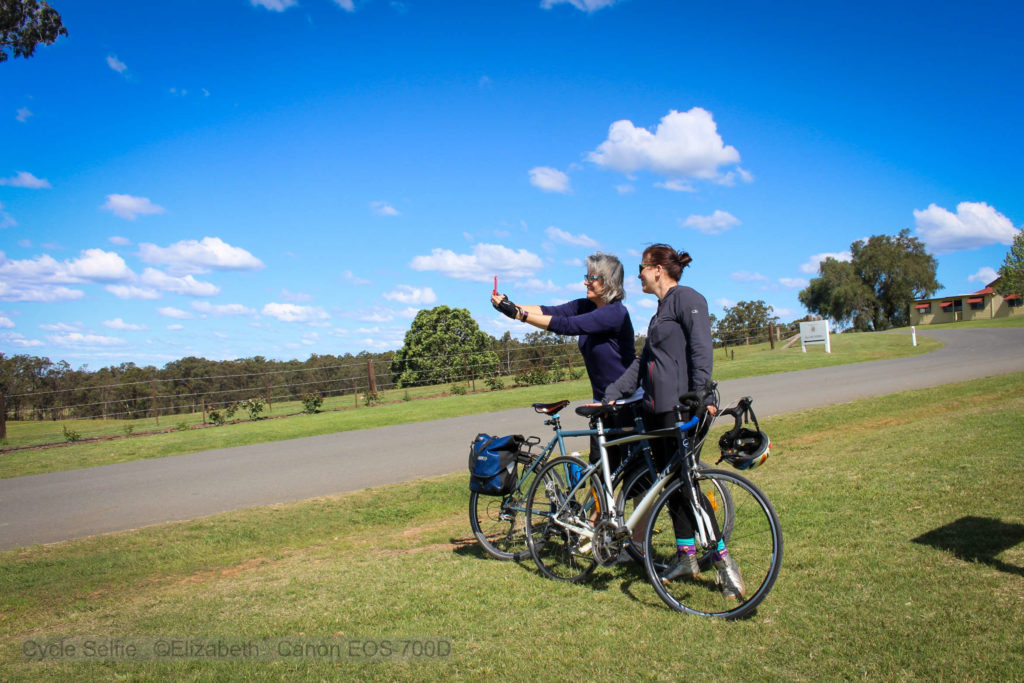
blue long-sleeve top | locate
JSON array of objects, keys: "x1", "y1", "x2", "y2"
[{"x1": 540, "y1": 299, "x2": 636, "y2": 400}]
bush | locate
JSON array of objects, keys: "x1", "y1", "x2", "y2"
[
  {"x1": 301, "y1": 392, "x2": 323, "y2": 414},
  {"x1": 514, "y1": 368, "x2": 549, "y2": 386},
  {"x1": 484, "y1": 375, "x2": 505, "y2": 391},
  {"x1": 122, "y1": 424, "x2": 135, "y2": 437},
  {"x1": 224, "y1": 403, "x2": 239, "y2": 420},
  {"x1": 175, "y1": 422, "x2": 190, "y2": 432},
  {"x1": 242, "y1": 397, "x2": 266, "y2": 421},
  {"x1": 62, "y1": 424, "x2": 81, "y2": 442},
  {"x1": 449, "y1": 383, "x2": 467, "y2": 395},
  {"x1": 363, "y1": 392, "x2": 381, "y2": 407},
  {"x1": 208, "y1": 410, "x2": 226, "y2": 426}
]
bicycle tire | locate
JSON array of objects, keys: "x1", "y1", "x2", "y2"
[
  {"x1": 617, "y1": 463, "x2": 734, "y2": 565},
  {"x1": 642, "y1": 468, "x2": 782, "y2": 619},
  {"x1": 469, "y1": 455, "x2": 543, "y2": 561},
  {"x1": 524, "y1": 455, "x2": 598, "y2": 583}
]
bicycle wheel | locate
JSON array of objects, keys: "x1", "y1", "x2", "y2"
[
  {"x1": 618, "y1": 463, "x2": 733, "y2": 565},
  {"x1": 469, "y1": 456, "x2": 543, "y2": 561},
  {"x1": 524, "y1": 455, "x2": 598, "y2": 582},
  {"x1": 643, "y1": 468, "x2": 782, "y2": 619}
]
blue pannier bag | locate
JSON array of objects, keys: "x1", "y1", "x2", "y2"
[{"x1": 469, "y1": 433, "x2": 524, "y2": 496}]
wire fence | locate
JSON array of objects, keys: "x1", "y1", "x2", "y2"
[{"x1": 1, "y1": 321, "x2": 804, "y2": 449}]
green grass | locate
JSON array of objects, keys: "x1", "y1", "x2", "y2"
[
  {"x1": 0, "y1": 330, "x2": 941, "y2": 479},
  {"x1": 2, "y1": 372, "x2": 1022, "y2": 679}
]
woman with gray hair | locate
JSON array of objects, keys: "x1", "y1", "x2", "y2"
[{"x1": 491, "y1": 252, "x2": 634, "y2": 402}]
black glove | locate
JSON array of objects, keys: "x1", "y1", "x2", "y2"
[{"x1": 494, "y1": 295, "x2": 519, "y2": 319}]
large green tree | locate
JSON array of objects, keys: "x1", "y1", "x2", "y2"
[
  {"x1": 389, "y1": 306, "x2": 499, "y2": 387},
  {"x1": 800, "y1": 229, "x2": 940, "y2": 330},
  {"x1": 1, "y1": 0, "x2": 67, "y2": 62},
  {"x1": 994, "y1": 229, "x2": 1024, "y2": 297},
  {"x1": 716, "y1": 300, "x2": 778, "y2": 345}
]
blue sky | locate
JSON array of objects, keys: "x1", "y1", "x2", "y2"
[{"x1": 2, "y1": 0, "x2": 1021, "y2": 369}]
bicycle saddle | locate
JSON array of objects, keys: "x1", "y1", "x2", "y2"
[{"x1": 532, "y1": 400, "x2": 570, "y2": 415}]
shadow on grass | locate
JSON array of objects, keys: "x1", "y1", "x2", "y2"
[{"x1": 912, "y1": 516, "x2": 1024, "y2": 577}]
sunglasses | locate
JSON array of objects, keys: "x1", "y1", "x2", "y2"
[
  {"x1": 638, "y1": 263, "x2": 658, "y2": 275},
  {"x1": 584, "y1": 273, "x2": 601, "y2": 283}
]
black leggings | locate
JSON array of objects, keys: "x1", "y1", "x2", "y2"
[{"x1": 646, "y1": 411, "x2": 722, "y2": 545}]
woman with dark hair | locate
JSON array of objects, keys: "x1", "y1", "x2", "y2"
[
  {"x1": 491, "y1": 251, "x2": 636, "y2": 470},
  {"x1": 603, "y1": 244, "x2": 744, "y2": 599}
]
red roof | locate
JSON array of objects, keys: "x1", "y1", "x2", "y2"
[
  {"x1": 972, "y1": 286, "x2": 994, "y2": 295},
  {"x1": 915, "y1": 302, "x2": 930, "y2": 309},
  {"x1": 1006, "y1": 293, "x2": 1022, "y2": 301},
  {"x1": 968, "y1": 297, "x2": 984, "y2": 304}
]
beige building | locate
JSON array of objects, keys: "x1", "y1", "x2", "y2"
[{"x1": 909, "y1": 278, "x2": 1023, "y2": 325}]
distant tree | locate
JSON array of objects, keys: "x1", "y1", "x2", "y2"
[
  {"x1": 717, "y1": 300, "x2": 778, "y2": 345},
  {"x1": 994, "y1": 229, "x2": 1024, "y2": 297},
  {"x1": 390, "y1": 306, "x2": 499, "y2": 387},
  {"x1": 800, "y1": 230, "x2": 940, "y2": 331},
  {"x1": 1, "y1": 0, "x2": 67, "y2": 62}
]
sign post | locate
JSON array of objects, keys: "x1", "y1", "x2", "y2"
[{"x1": 799, "y1": 320, "x2": 831, "y2": 353}]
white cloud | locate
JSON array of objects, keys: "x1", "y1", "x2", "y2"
[
  {"x1": 102, "y1": 194, "x2": 166, "y2": 220},
  {"x1": 106, "y1": 55, "x2": 127, "y2": 73},
  {"x1": 655, "y1": 179, "x2": 695, "y2": 193},
  {"x1": 48, "y1": 332, "x2": 125, "y2": 347},
  {"x1": 262, "y1": 302, "x2": 330, "y2": 323},
  {"x1": 250, "y1": 0, "x2": 297, "y2": 11},
  {"x1": 0, "y1": 171, "x2": 51, "y2": 188},
  {"x1": 166, "y1": 324, "x2": 184, "y2": 331},
  {"x1": 0, "y1": 202, "x2": 15, "y2": 229},
  {"x1": 713, "y1": 297, "x2": 735, "y2": 311},
  {"x1": 280, "y1": 288, "x2": 313, "y2": 303},
  {"x1": 140, "y1": 268, "x2": 220, "y2": 297},
  {"x1": 800, "y1": 251, "x2": 852, "y2": 274},
  {"x1": 615, "y1": 184, "x2": 635, "y2": 195},
  {"x1": 779, "y1": 277, "x2": 809, "y2": 288},
  {"x1": 157, "y1": 307, "x2": 193, "y2": 320},
  {"x1": 411, "y1": 243, "x2": 544, "y2": 282},
  {"x1": 967, "y1": 267, "x2": 998, "y2": 285},
  {"x1": 138, "y1": 237, "x2": 263, "y2": 274},
  {"x1": 109, "y1": 235, "x2": 131, "y2": 246},
  {"x1": 106, "y1": 284, "x2": 160, "y2": 300},
  {"x1": 587, "y1": 108, "x2": 742, "y2": 183},
  {"x1": 529, "y1": 166, "x2": 571, "y2": 193},
  {"x1": 343, "y1": 270, "x2": 371, "y2": 285},
  {"x1": 913, "y1": 201, "x2": 1019, "y2": 253},
  {"x1": 521, "y1": 278, "x2": 564, "y2": 293},
  {"x1": 0, "y1": 249, "x2": 132, "y2": 303},
  {"x1": 541, "y1": 0, "x2": 619, "y2": 12},
  {"x1": 1, "y1": 332, "x2": 42, "y2": 347},
  {"x1": 545, "y1": 226, "x2": 598, "y2": 247},
  {"x1": 0, "y1": 316, "x2": 13, "y2": 328},
  {"x1": 103, "y1": 318, "x2": 147, "y2": 331},
  {"x1": 371, "y1": 201, "x2": 401, "y2": 216},
  {"x1": 731, "y1": 271, "x2": 768, "y2": 283},
  {"x1": 16, "y1": 107, "x2": 32, "y2": 123},
  {"x1": 192, "y1": 301, "x2": 256, "y2": 316},
  {"x1": 383, "y1": 285, "x2": 438, "y2": 305},
  {"x1": 331, "y1": 0, "x2": 355, "y2": 11},
  {"x1": 682, "y1": 210, "x2": 741, "y2": 235}
]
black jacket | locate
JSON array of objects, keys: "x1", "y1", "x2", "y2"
[{"x1": 604, "y1": 285, "x2": 714, "y2": 414}]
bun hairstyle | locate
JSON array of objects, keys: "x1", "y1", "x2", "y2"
[{"x1": 642, "y1": 243, "x2": 692, "y2": 281}]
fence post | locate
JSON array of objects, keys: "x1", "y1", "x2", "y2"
[
  {"x1": 264, "y1": 376, "x2": 272, "y2": 412},
  {"x1": 769, "y1": 323, "x2": 776, "y2": 350},
  {"x1": 367, "y1": 359, "x2": 377, "y2": 396},
  {"x1": 353, "y1": 378, "x2": 359, "y2": 407},
  {"x1": 151, "y1": 380, "x2": 159, "y2": 426},
  {"x1": 0, "y1": 393, "x2": 6, "y2": 442}
]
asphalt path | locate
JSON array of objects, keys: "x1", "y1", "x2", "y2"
[{"x1": 1, "y1": 328, "x2": 1021, "y2": 550}]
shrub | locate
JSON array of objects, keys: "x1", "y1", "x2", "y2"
[
  {"x1": 175, "y1": 421, "x2": 190, "y2": 432},
  {"x1": 242, "y1": 397, "x2": 266, "y2": 421},
  {"x1": 484, "y1": 375, "x2": 505, "y2": 391},
  {"x1": 514, "y1": 368, "x2": 549, "y2": 386},
  {"x1": 208, "y1": 410, "x2": 226, "y2": 426},
  {"x1": 224, "y1": 403, "x2": 239, "y2": 420},
  {"x1": 62, "y1": 424, "x2": 81, "y2": 442},
  {"x1": 301, "y1": 392, "x2": 323, "y2": 414},
  {"x1": 363, "y1": 392, "x2": 381, "y2": 407},
  {"x1": 450, "y1": 383, "x2": 467, "y2": 395},
  {"x1": 122, "y1": 424, "x2": 135, "y2": 437}
]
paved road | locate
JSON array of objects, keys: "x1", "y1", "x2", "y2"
[{"x1": 1, "y1": 328, "x2": 1021, "y2": 550}]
